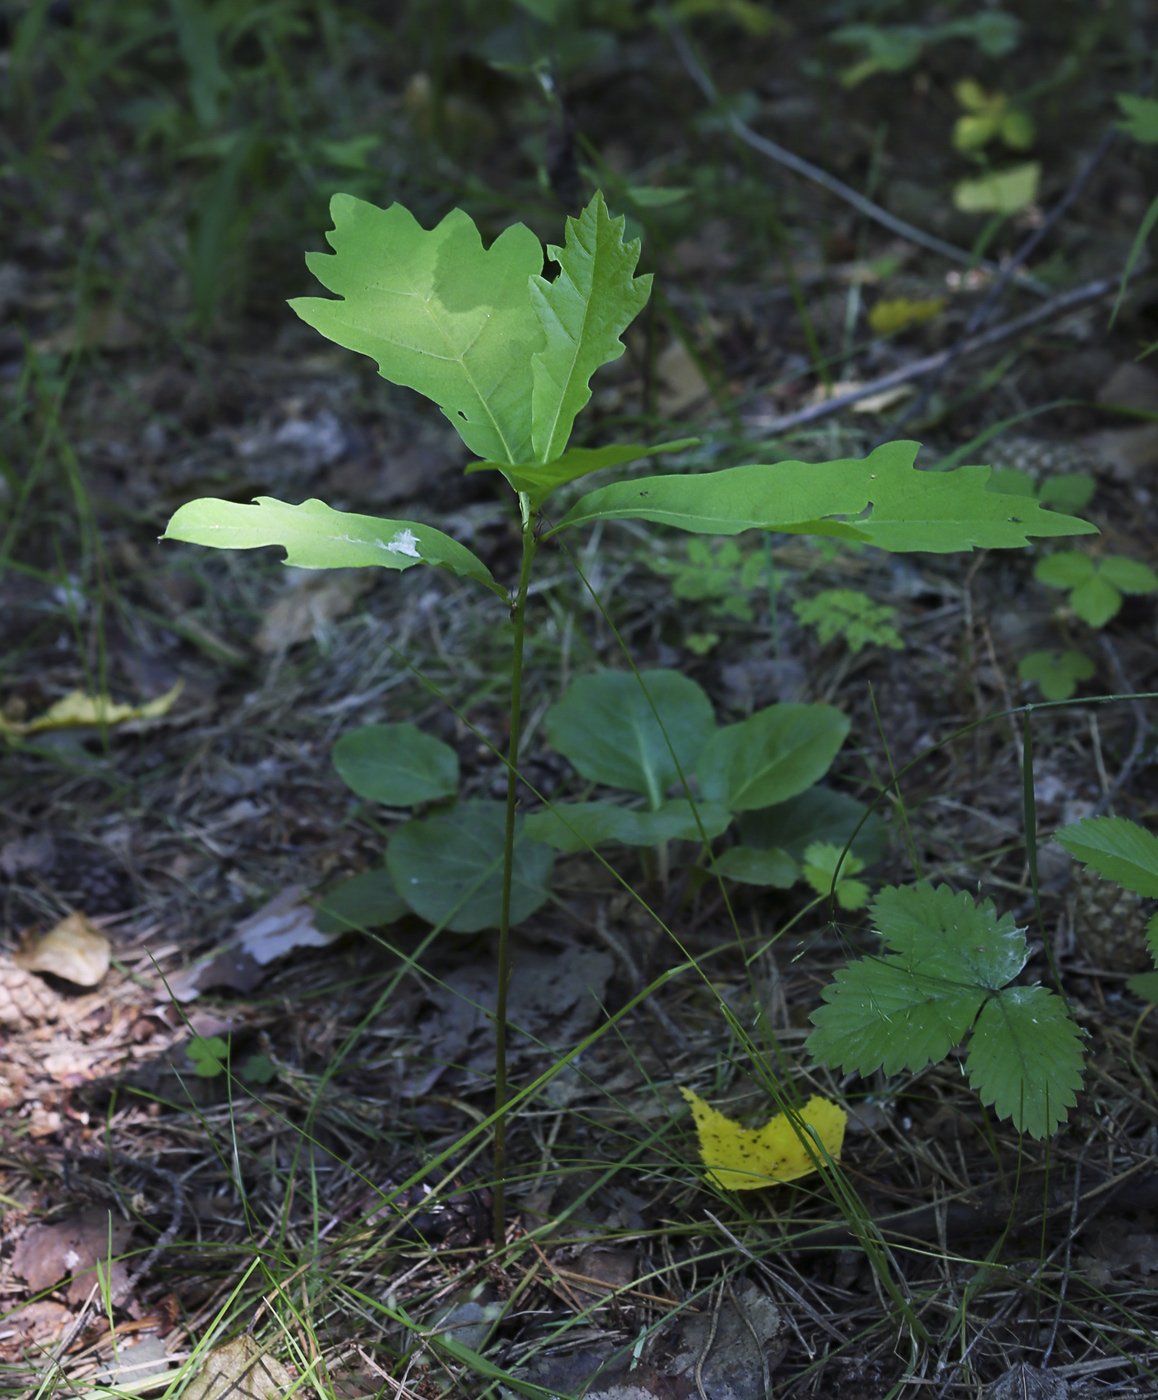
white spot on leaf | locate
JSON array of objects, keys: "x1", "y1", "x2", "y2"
[{"x1": 384, "y1": 529, "x2": 421, "y2": 559}]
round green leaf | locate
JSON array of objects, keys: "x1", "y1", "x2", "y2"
[
  {"x1": 1098, "y1": 556, "x2": 1158, "y2": 595},
  {"x1": 739, "y1": 787, "x2": 888, "y2": 863},
  {"x1": 386, "y1": 801, "x2": 554, "y2": 933},
  {"x1": 333, "y1": 722, "x2": 458, "y2": 806},
  {"x1": 1070, "y1": 574, "x2": 1122, "y2": 628},
  {"x1": 523, "y1": 799, "x2": 730, "y2": 853},
  {"x1": 544, "y1": 670, "x2": 716, "y2": 807},
  {"x1": 698, "y1": 704, "x2": 850, "y2": 812},
  {"x1": 713, "y1": 846, "x2": 798, "y2": 887},
  {"x1": 1034, "y1": 551, "x2": 1095, "y2": 590},
  {"x1": 313, "y1": 868, "x2": 409, "y2": 934}
]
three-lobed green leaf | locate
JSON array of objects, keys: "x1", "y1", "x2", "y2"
[
  {"x1": 1034, "y1": 551, "x2": 1158, "y2": 628},
  {"x1": 550, "y1": 440, "x2": 1099, "y2": 552},
  {"x1": 161, "y1": 497, "x2": 504, "y2": 596},
  {"x1": 808, "y1": 882, "x2": 1084, "y2": 1137}
]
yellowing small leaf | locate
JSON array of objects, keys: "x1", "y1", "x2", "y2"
[
  {"x1": 680, "y1": 1088, "x2": 847, "y2": 1190},
  {"x1": 0, "y1": 681, "x2": 183, "y2": 739},
  {"x1": 869, "y1": 297, "x2": 946, "y2": 336},
  {"x1": 953, "y1": 163, "x2": 1041, "y2": 216}
]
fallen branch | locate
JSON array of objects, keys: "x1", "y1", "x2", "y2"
[
  {"x1": 748, "y1": 274, "x2": 1116, "y2": 438},
  {"x1": 660, "y1": 8, "x2": 1050, "y2": 297}
]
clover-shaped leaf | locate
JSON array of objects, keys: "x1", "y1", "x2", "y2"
[
  {"x1": 1035, "y1": 552, "x2": 1158, "y2": 628},
  {"x1": 1017, "y1": 649, "x2": 1095, "y2": 701},
  {"x1": 802, "y1": 841, "x2": 869, "y2": 910},
  {"x1": 187, "y1": 1036, "x2": 229, "y2": 1078}
]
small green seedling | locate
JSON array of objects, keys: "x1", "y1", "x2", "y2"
[
  {"x1": 802, "y1": 842, "x2": 869, "y2": 911},
  {"x1": 952, "y1": 80, "x2": 1034, "y2": 155},
  {"x1": 187, "y1": 1036, "x2": 229, "y2": 1078},
  {"x1": 953, "y1": 162, "x2": 1041, "y2": 216},
  {"x1": 161, "y1": 189, "x2": 1095, "y2": 1242},
  {"x1": 808, "y1": 883, "x2": 1085, "y2": 1138},
  {"x1": 649, "y1": 538, "x2": 765, "y2": 621},
  {"x1": 1018, "y1": 649, "x2": 1095, "y2": 702},
  {"x1": 793, "y1": 589, "x2": 903, "y2": 654},
  {"x1": 1034, "y1": 551, "x2": 1158, "y2": 628}
]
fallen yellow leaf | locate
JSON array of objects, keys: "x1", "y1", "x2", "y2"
[
  {"x1": 681, "y1": 1088, "x2": 847, "y2": 1190},
  {"x1": 0, "y1": 681, "x2": 183, "y2": 739}
]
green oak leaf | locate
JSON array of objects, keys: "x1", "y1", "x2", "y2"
[
  {"x1": 549, "y1": 441, "x2": 1099, "y2": 551},
  {"x1": 289, "y1": 195, "x2": 544, "y2": 464},
  {"x1": 965, "y1": 986, "x2": 1084, "y2": 1139},
  {"x1": 466, "y1": 438, "x2": 698, "y2": 511},
  {"x1": 529, "y1": 192, "x2": 652, "y2": 464},
  {"x1": 162, "y1": 497, "x2": 504, "y2": 597}
]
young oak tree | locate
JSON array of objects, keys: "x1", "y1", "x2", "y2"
[{"x1": 163, "y1": 191, "x2": 1096, "y2": 1241}]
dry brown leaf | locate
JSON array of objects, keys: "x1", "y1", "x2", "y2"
[
  {"x1": 1081, "y1": 423, "x2": 1158, "y2": 481},
  {"x1": 11, "y1": 1208, "x2": 134, "y2": 1304},
  {"x1": 14, "y1": 913, "x2": 110, "y2": 986},
  {"x1": 255, "y1": 569, "x2": 373, "y2": 653},
  {"x1": 656, "y1": 339, "x2": 711, "y2": 416},
  {"x1": 182, "y1": 1336, "x2": 295, "y2": 1400},
  {"x1": 1, "y1": 1300, "x2": 72, "y2": 1352}
]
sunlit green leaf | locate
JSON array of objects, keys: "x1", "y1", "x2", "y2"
[
  {"x1": 529, "y1": 192, "x2": 652, "y2": 463},
  {"x1": 953, "y1": 163, "x2": 1040, "y2": 215},
  {"x1": 551, "y1": 441, "x2": 1097, "y2": 552},
  {"x1": 290, "y1": 195, "x2": 544, "y2": 464},
  {"x1": 162, "y1": 497, "x2": 504, "y2": 597},
  {"x1": 467, "y1": 438, "x2": 698, "y2": 511}
]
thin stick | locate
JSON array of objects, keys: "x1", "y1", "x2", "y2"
[
  {"x1": 659, "y1": 8, "x2": 1048, "y2": 295},
  {"x1": 749, "y1": 274, "x2": 1116, "y2": 437},
  {"x1": 494, "y1": 494, "x2": 537, "y2": 1252}
]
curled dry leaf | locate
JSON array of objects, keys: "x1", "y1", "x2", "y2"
[
  {"x1": 0, "y1": 681, "x2": 183, "y2": 740},
  {"x1": 13, "y1": 912, "x2": 110, "y2": 986}
]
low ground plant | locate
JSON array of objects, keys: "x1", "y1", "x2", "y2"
[{"x1": 163, "y1": 188, "x2": 1095, "y2": 1246}]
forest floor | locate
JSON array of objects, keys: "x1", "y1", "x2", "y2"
[{"x1": 2, "y1": 3, "x2": 1158, "y2": 1397}]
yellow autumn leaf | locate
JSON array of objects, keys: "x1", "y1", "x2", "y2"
[
  {"x1": 681, "y1": 1088, "x2": 847, "y2": 1190},
  {"x1": 868, "y1": 297, "x2": 946, "y2": 336},
  {"x1": 0, "y1": 681, "x2": 183, "y2": 739}
]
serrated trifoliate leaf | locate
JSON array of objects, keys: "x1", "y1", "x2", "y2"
[
  {"x1": 162, "y1": 497, "x2": 504, "y2": 596},
  {"x1": 1017, "y1": 649, "x2": 1094, "y2": 701},
  {"x1": 1035, "y1": 552, "x2": 1157, "y2": 628},
  {"x1": 870, "y1": 883, "x2": 1027, "y2": 981},
  {"x1": 808, "y1": 883, "x2": 1027, "y2": 1074},
  {"x1": 966, "y1": 986, "x2": 1084, "y2": 1138},
  {"x1": 332, "y1": 723, "x2": 458, "y2": 806},
  {"x1": 713, "y1": 845, "x2": 798, "y2": 888},
  {"x1": 1099, "y1": 556, "x2": 1158, "y2": 593},
  {"x1": 386, "y1": 801, "x2": 553, "y2": 933},
  {"x1": 545, "y1": 670, "x2": 716, "y2": 808},
  {"x1": 808, "y1": 954, "x2": 986, "y2": 1078},
  {"x1": 529, "y1": 192, "x2": 652, "y2": 464},
  {"x1": 1070, "y1": 575, "x2": 1122, "y2": 627},
  {"x1": 550, "y1": 440, "x2": 1098, "y2": 551},
  {"x1": 466, "y1": 438, "x2": 698, "y2": 511},
  {"x1": 289, "y1": 196, "x2": 544, "y2": 464},
  {"x1": 739, "y1": 788, "x2": 888, "y2": 864},
  {"x1": 698, "y1": 703, "x2": 849, "y2": 812},
  {"x1": 313, "y1": 868, "x2": 409, "y2": 934},
  {"x1": 524, "y1": 798, "x2": 730, "y2": 853},
  {"x1": 1054, "y1": 816, "x2": 1158, "y2": 898},
  {"x1": 1034, "y1": 551, "x2": 1094, "y2": 589},
  {"x1": 802, "y1": 842, "x2": 869, "y2": 911},
  {"x1": 681, "y1": 1088, "x2": 846, "y2": 1190}
]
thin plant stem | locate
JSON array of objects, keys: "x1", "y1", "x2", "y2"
[{"x1": 494, "y1": 490, "x2": 537, "y2": 1251}]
